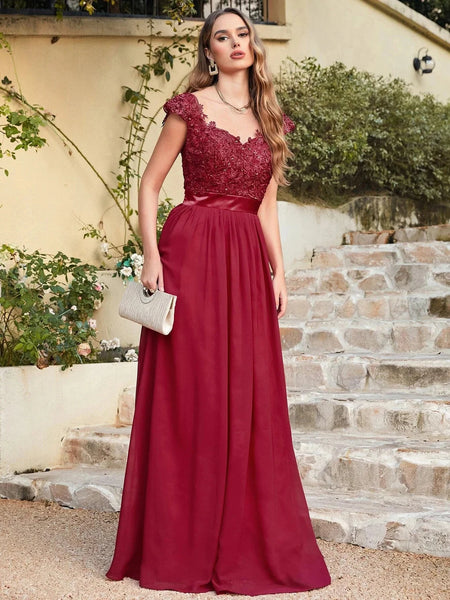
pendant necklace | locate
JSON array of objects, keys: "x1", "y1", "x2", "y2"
[{"x1": 215, "y1": 85, "x2": 251, "y2": 114}]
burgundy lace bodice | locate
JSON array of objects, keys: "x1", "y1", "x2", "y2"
[{"x1": 162, "y1": 92, "x2": 295, "y2": 202}]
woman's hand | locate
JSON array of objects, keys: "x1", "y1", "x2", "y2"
[
  {"x1": 140, "y1": 253, "x2": 165, "y2": 292},
  {"x1": 272, "y1": 272, "x2": 287, "y2": 319}
]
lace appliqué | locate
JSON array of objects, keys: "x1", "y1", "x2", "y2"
[{"x1": 163, "y1": 92, "x2": 288, "y2": 202}]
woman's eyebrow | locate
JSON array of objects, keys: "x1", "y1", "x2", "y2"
[{"x1": 213, "y1": 26, "x2": 249, "y2": 37}]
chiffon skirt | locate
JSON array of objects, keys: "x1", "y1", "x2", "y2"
[{"x1": 106, "y1": 194, "x2": 331, "y2": 595}]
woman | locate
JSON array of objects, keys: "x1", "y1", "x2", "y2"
[{"x1": 106, "y1": 7, "x2": 331, "y2": 595}]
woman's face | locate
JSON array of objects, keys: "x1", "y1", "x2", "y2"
[{"x1": 205, "y1": 13, "x2": 254, "y2": 74}]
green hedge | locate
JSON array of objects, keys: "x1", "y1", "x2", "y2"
[{"x1": 277, "y1": 58, "x2": 450, "y2": 206}]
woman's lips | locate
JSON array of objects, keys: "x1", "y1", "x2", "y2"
[{"x1": 231, "y1": 51, "x2": 245, "y2": 59}]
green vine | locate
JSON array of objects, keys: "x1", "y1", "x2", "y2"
[
  {"x1": 0, "y1": 34, "x2": 46, "y2": 175},
  {"x1": 0, "y1": 0, "x2": 198, "y2": 273}
]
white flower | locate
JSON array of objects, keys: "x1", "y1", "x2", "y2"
[
  {"x1": 100, "y1": 242, "x2": 109, "y2": 255},
  {"x1": 113, "y1": 357, "x2": 121, "y2": 363},
  {"x1": 125, "y1": 348, "x2": 138, "y2": 362},
  {"x1": 134, "y1": 264, "x2": 143, "y2": 280},
  {"x1": 48, "y1": 308, "x2": 55, "y2": 315},
  {"x1": 93, "y1": 298, "x2": 103, "y2": 310},
  {"x1": 100, "y1": 337, "x2": 121, "y2": 351},
  {"x1": 71, "y1": 305, "x2": 77, "y2": 311},
  {"x1": 88, "y1": 318, "x2": 97, "y2": 330},
  {"x1": 120, "y1": 266, "x2": 133, "y2": 278},
  {"x1": 130, "y1": 253, "x2": 144, "y2": 267}
]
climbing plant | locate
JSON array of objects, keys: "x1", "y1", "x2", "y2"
[
  {"x1": 0, "y1": 0, "x2": 198, "y2": 274},
  {"x1": 0, "y1": 35, "x2": 47, "y2": 175}
]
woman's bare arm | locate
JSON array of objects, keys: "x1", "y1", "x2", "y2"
[
  {"x1": 138, "y1": 113, "x2": 187, "y2": 291},
  {"x1": 257, "y1": 176, "x2": 287, "y2": 318}
]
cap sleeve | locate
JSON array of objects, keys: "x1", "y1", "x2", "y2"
[
  {"x1": 162, "y1": 93, "x2": 194, "y2": 126},
  {"x1": 283, "y1": 114, "x2": 295, "y2": 135}
]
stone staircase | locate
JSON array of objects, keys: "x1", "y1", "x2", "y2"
[
  {"x1": 1, "y1": 240, "x2": 449, "y2": 557},
  {"x1": 281, "y1": 241, "x2": 450, "y2": 557}
]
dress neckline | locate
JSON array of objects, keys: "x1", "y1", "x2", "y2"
[{"x1": 186, "y1": 92, "x2": 263, "y2": 147}]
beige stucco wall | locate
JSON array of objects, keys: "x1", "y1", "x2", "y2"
[
  {"x1": 0, "y1": 362, "x2": 137, "y2": 476},
  {"x1": 0, "y1": 0, "x2": 449, "y2": 269},
  {"x1": 286, "y1": 0, "x2": 450, "y2": 101}
]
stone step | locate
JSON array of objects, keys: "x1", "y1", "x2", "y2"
[
  {"x1": 0, "y1": 466, "x2": 448, "y2": 557},
  {"x1": 59, "y1": 425, "x2": 449, "y2": 499},
  {"x1": 0, "y1": 465, "x2": 125, "y2": 512},
  {"x1": 287, "y1": 265, "x2": 450, "y2": 298},
  {"x1": 117, "y1": 388, "x2": 450, "y2": 436},
  {"x1": 343, "y1": 224, "x2": 450, "y2": 246},
  {"x1": 309, "y1": 241, "x2": 450, "y2": 268},
  {"x1": 284, "y1": 353, "x2": 450, "y2": 394},
  {"x1": 305, "y1": 488, "x2": 450, "y2": 558},
  {"x1": 283, "y1": 291, "x2": 450, "y2": 322},
  {"x1": 292, "y1": 431, "x2": 449, "y2": 499},
  {"x1": 279, "y1": 320, "x2": 450, "y2": 354},
  {"x1": 62, "y1": 425, "x2": 131, "y2": 468},
  {"x1": 287, "y1": 392, "x2": 450, "y2": 436}
]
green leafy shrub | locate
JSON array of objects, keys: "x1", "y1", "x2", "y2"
[
  {"x1": 0, "y1": 245, "x2": 105, "y2": 369},
  {"x1": 277, "y1": 58, "x2": 450, "y2": 206}
]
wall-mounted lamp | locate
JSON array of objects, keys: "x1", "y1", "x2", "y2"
[{"x1": 413, "y1": 47, "x2": 436, "y2": 75}]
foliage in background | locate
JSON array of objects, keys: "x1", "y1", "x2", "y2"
[
  {"x1": 0, "y1": 245, "x2": 105, "y2": 369},
  {"x1": 277, "y1": 58, "x2": 450, "y2": 207},
  {"x1": 399, "y1": 0, "x2": 450, "y2": 31},
  {"x1": 0, "y1": 35, "x2": 47, "y2": 174},
  {"x1": 0, "y1": 0, "x2": 197, "y2": 277}
]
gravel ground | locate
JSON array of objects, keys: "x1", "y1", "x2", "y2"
[{"x1": 0, "y1": 499, "x2": 448, "y2": 600}]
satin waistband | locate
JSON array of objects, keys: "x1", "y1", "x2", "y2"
[{"x1": 182, "y1": 193, "x2": 260, "y2": 214}]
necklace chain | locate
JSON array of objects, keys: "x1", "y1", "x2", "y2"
[{"x1": 214, "y1": 85, "x2": 251, "y2": 114}]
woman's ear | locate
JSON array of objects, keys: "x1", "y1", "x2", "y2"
[{"x1": 204, "y1": 47, "x2": 212, "y2": 61}]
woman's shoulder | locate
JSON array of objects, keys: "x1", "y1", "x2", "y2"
[{"x1": 163, "y1": 91, "x2": 201, "y2": 124}]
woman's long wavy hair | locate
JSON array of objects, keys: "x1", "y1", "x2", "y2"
[{"x1": 186, "y1": 7, "x2": 292, "y2": 186}]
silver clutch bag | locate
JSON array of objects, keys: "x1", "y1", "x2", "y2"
[{"x1": 118, "y1": 281, "x2": 177, "y2": 335}]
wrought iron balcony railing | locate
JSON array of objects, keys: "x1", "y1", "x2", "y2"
[{"x1": 0, "y1": 0, "x2": 269, "y2": 22}]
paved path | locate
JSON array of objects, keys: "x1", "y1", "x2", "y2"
[{"x1": 0, "y1": 499, "x2": 448, "y2": 600}]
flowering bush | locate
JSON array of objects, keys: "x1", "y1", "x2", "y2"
[
  {"x1": 0, "y1": 245, "x2": 105, "y2": 369},
  {"x1": 115, "y1": 246, "x2": 144, "y2": 283}
]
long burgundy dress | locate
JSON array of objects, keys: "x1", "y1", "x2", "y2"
[{"x1": 106, "y1": 92, "x2": 331, "y2": 595}]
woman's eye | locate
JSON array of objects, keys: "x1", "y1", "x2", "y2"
[
  {"x1": 218, "y1": 36, "x2": 228, "y2": 41},
  {"x1": 239, "y1": 32, "x2": 249, "y2": 37}
]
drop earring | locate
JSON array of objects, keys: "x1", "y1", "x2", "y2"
[{"x1": 208, "y1": 58, "x2": 219, "y2": 76}]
